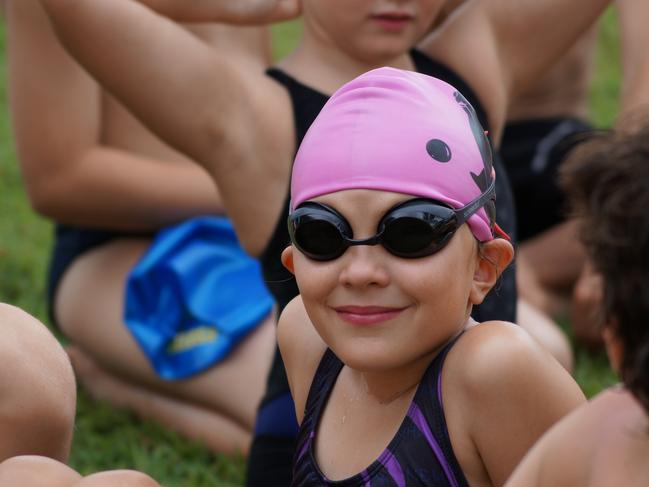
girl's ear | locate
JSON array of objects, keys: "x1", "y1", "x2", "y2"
[
  {"x1": 470, "y1": 239, "x2": 514, "y2": 305},
  {"x1": 281, "y1": 246, "x2": 296, "y2": 275}
]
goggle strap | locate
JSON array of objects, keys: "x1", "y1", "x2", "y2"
[{"x1": 457, "y1": 179, "x2": 496, "y2": 224}]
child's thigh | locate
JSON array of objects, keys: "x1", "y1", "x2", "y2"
[
  {"x1": 54, "y1": 238, "x2": 275, "y2": 426},
  {"x1": 517, "y1": 220, "x2": 585, "y2": 291},
  {"x1": 54, "y1": 238, "x2": 153, "y2": 371}
]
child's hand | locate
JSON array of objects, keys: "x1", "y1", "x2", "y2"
[{"x1": 139, "y1": 0, "x2": 301, "y2": 24}]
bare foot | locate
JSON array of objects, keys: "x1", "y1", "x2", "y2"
[{"x1": 66, "y1": 346, "x2": 251, "y2": 455}]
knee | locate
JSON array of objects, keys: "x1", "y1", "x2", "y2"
[
  {"x1": 75, "y1": 470, "x2": 161, "y2": 486},
  {"x1": 0, "y1": 455, "x2": 81, "y2": 485},
  {"x1": 0, "y1": 304, "x2": 77, "y2": 461}
]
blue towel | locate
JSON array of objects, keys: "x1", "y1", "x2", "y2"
[{"x1": 124, "y1": 216, "x2": 274, "y2": 380}]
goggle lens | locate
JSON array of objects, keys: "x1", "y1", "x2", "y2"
[{"x1": 293, "y1": 218, "x2": 347, "y2": 260}]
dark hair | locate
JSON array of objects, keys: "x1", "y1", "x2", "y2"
[{"x1": 561, "y1": 122, "x2": 649, "y2": 414}]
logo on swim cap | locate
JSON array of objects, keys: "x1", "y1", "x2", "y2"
[{"x1": 426, "y1": 139, "x2": 452, "y2": 163}]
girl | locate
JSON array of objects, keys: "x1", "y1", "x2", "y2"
[
  {"x1": 278, "y1": 68, "x2": 585, "y2": 486},
  {"x1": 37, "y1": 0, "x2": 609, "y2": 483}
]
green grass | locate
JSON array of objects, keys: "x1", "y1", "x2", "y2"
[{"x1": 0, "y1": 11, "x2": 619, "y2": 487}]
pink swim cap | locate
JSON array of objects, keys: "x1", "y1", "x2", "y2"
[{"x1": 290, "y1": 67, "x2": 501, "y2": 242}]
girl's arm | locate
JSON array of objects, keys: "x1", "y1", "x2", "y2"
[
  {"x1": 6, "y1": 0, "x2": 225, "y2": 230},
  {"x1": 37, "y1": 0, "x2": 298, "y2": 254},
  {"x1": 505, "y1": 388, "x2": 632, "y2": 487},
  {"x1": 277, "y1": 296, "x2": 327, "y2": 424},
  {"x1": 504, "y1": 401, "x2": 590, "y2": 487},
  {"x1": 448, "y1": 323, "x2": 586, "y2": 486}
]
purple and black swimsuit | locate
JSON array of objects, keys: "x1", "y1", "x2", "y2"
[{"x1": 291, "y1": 337, "x2": 469, "y2": 487}]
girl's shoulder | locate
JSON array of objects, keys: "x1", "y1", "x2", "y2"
[
  {"x1": 444, "y1": 320, "x2": 559, "y2": 400},
  {"x1": 451, "y1": 320, "x2": 543, "y2": 373},
  {"x1": 447, "y1": 320, "x2": 581, "y2": 396},
  {"x1": 441, "y1": 321, "x2": 586, "y2": 485}
]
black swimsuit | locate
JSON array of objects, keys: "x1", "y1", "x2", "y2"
[
  {"x1": 500, "y1": 117, "x2": 594, "y2": 241},
  {"x1": 292, "y1": 337, "x2": 469, "y2": 486},
  {"x1": 247, "y1": 50, "x2": 518, "y2": 486}
]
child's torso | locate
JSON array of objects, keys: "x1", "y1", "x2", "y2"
[{"x1": 291, "y1": 339, "x2": 469, "y2": 487}]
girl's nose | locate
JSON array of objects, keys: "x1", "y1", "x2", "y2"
[{"x1": 338, "y1": 246, "x2": 390, "y2": 289}]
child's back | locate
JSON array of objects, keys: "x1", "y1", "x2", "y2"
[{"x1": 508, "y1": 388, "x2": 649, "y2": 487}]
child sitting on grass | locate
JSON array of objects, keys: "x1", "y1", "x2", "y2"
[
  {"x1": 506, "y1": 122, "x2": 649, "y2": 486},
  {"x1": 278, "y1": 68, "x2": 585, "y2": 486}
]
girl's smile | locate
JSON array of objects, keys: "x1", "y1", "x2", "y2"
[{"x1": 332, "y1": 304, "x2": 408, "y2": 326}]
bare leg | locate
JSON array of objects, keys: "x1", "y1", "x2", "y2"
[
  {"x1": 0, "y1": 456, "x2": 81, "y2": 487},
  {"x1": 517, "y1": 220, "x2": 586, "y2": 318},
  {"x1": 68, "y1": 347, "x2": 251, "y2": 455},
  {"x1": 517, "y1": 299, "x2": 573, "y2": 372},
  {"x1": 0, "y1": 305, "x2": 76, "y2": 462},
  {"x1": 570, "y1": 261, "x2": 604, "y2": 348},
  {"x1": 55, "y1": 239, "x2": 275, "y2": 451}
]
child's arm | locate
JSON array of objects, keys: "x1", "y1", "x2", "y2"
[
  {"x1": 617, "y1": 0, "x2": 649, "y2": 123},
  {"x1": 36, "y1": 0, "x2": 287, "y2": 165},
  {"x1": 131, "y1": 0, "x2": 300, "y2": 24},
  {"x1": 6, "y1": 0, "x2": 227, "y2": 230},
  {"x1": 420, "y1": 0, "x2": 610, "y2": 139},
  {"x1": 38, "y1": 0, "x2": 297, "y2": 253},
  {"x1": 448, "y1": 322, "x2": 586, "y2": 486},
  {"x1": 480, "y1": 0, "x2": 610, "y2": 97},
  {"x1": 277, "y1": 296, "x2": 327, "y2": 424}
]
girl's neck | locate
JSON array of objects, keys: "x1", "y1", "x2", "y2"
[
  {"x1": 349, "y1": 347, "x2": 438, "y2": 406},
  {"x1": 350, "y1": 325, "x2": 469, "y2": 405},
  {"x1": 277, "y1": 33, "x2": 415, "y2": 96}
]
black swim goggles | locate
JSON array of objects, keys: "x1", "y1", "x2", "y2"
[{"x1": 288, "y1": 180, "x2": 496, "y2": 261}]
